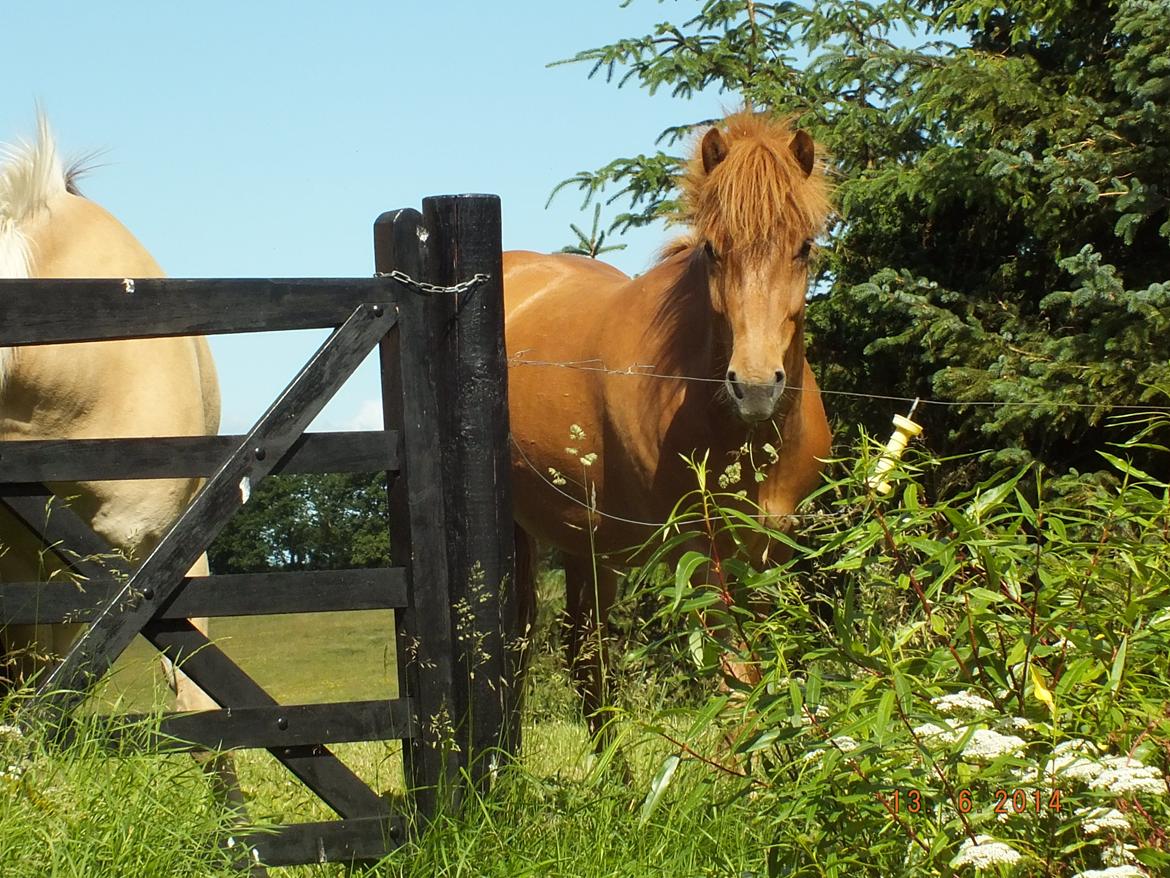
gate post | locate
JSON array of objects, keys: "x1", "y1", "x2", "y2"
[
  {"x1": 374, "y1": 194, "x2": 517, "y2": 824},
  {"x1": 423, "y1": 195, "x2": 520, "y2": 778},
  {"x1": 374, "y1": 208, "x2": 462, "y2": 819}
]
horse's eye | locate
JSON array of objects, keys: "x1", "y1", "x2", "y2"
[
  {"x1": 796, "y1": 239, "x2": 813, "y2": 261},
  {"x1": 704, "y1": 240, "x2": 718, "y2": 262}
]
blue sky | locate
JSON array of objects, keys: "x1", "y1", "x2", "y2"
[{"x1": 2, "y1": 1, "x2": 728, "y2": 434}]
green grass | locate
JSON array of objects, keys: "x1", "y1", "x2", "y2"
[
  {"x1": 2, "y1": 701, "x2": 768, "y2": 878},
  {"x1": 0, "y1": 707, "x2": 238, "y2": 877},
  {"x1": 3, "y1": 656, "x2": 764, "y2": 878},
  {"x1": 368, "y1": 754, "x2": 770, "y2": 878},
  {"x1": 1, "y1": 570, "x2": 772, "y2": 878}
]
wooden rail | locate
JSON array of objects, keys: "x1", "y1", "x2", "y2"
[{"x1": 0, "y1": 195, "x2": 518, "y2": 868}]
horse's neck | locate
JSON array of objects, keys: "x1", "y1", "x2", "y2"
[
  {"x1": 617, "y1": 255, "x2": 810, "y2": 500},
  {"x1": 616, "y1": 257, "x2": 748, "y2": 453},
  {"x1": 1, "y1": 192, "x2": 164, "y2": 406},
  {"x1": 634, "y1": 251, "x2": 720, "y2": 383}
]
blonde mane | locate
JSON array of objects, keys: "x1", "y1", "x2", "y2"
[
  {"x1": 679, "y1": 112, "x2": 831, "y2": 256},
  {"x1": 0, "y1": 114, "x2": 67, "y2": 280},
  {"x1": 0, "y1": 114, "x2": 71, "y2": 387}
]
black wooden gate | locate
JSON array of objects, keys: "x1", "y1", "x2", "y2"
[{"x1": 0, "y1": 194, "x2": 519, "y2": 867}]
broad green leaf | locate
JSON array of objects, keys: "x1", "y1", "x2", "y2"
[
  {"x1": 965, "y1": 471, "x2": 1025, "y2": 523},
  {"x1": 639, "y1": 754, "x2": 680, "y2": 824},
  {"x1": 1108, "y1": 636, "x2": 1128, "y2": 695},
  {"x1": 672, "y1": 551, "x2": 709, "y2": 612},
  {"x1": 1098, "y1": 451, "x2": 1155, "y2": 482}
]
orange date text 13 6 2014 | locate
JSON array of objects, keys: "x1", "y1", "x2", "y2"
[{"x1": 878, "y1": 788, "x2": 1063, "y2": 814}]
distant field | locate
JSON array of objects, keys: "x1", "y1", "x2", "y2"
[{"x1": 93, "y1": 609, "x2": 399, "y2": 712}]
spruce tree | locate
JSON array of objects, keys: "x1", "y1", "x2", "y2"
[{"x1": 556, "y1": 0, "x2": 1170, "y2": 482}]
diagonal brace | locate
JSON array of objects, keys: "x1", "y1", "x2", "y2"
[
  {"x1": 145, "y1": 620, "x2": 389, "y2": 818},
  {"x1": 37, "y1": 302, "x2": 397, "y2": 715}
]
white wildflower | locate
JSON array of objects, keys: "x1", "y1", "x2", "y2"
[
  {"x1": 800, "y1": 734, "x2": 859, "y2": 766},
  {"x1": 915, "y1": 722, "x2": 961, "y2": 745},
  {"x1": 1046, "y1": 740, "x2": 1103, "y2": 783},
  {"x1": 950, "y1": 835, "x2": 1022, "y2": 869},
  {"x1": 1078, "y1": 806, "x2": 1130, "y2": 835},
  {"x1": 1102, "y1": 842, "x2": 1140, "y2": 867},
  {"x1": 1002, "y1": 716, "x2": 1031, "y2": 731},
  {"x1": 1056, "y1": 739, "x2": 1100, "y2": 756},
  {"x1": 1053, "y1": 757, "x2": 1103, "y2": 783},
  {"x1": 1070, "y1": 867, "x2": 1147, "y2": 878},
  {"x1": 793, "y1": 703, "x2": 828, "y2": 724},
  {"x1": 1090, "y1": 755, "x2": 1166, "y2": 797},
  {"x1": 719, "y1": 461, "x2": 742, "y2": 488},
  {"x1": 1097, "y1": 755, "x2": 1139, "y2": 770},
  {"x1": 962, "y1": 728, "x2": 1026, "y2": 761},
  {"x1": 831, "y1": 735, "x2": 860, "y2": 753},
  {"x1": 932, "y1": 690, "x2": 994, "y2": 715},
  {"x1": 0, "y1": 724, "x2": 22, "y2": 740}
]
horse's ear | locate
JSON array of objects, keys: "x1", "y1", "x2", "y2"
[
  {"x1": 789, "y1": 130, "x2": 815, "y2": 177},
  {"x1": 701, "y1": 128, "x2": 728, "y2": 175}
]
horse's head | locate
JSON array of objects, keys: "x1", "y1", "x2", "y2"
[{"x1": 683, "y1": 114, "x2": 830, "y2": 423}]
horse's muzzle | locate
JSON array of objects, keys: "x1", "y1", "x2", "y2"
[{"x1": 726, "y1": 370, "x2": 784, "y2": 422}]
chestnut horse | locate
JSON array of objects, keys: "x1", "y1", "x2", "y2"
[
  {"x1": 0, "y1": 116, "x2": 220, "y2": 717},
  {"x1": 505, "y1": 113, "x2": 833, "y2": 729}
]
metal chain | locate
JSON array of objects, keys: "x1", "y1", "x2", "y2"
[{"x1": 377, "y1": 269, "x2": 491, "y2": 296}]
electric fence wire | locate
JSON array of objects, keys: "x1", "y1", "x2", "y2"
[
  {"x1": 507, "y1": 353, "x2": 1170, "y2": 412},
  {"x1": 506, "y1": 353, "x2": 1170, "y2": 531}
]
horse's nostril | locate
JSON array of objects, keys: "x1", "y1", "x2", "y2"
[
  {"x1": 775, "y1": 370, "x2": 785, "y2": 386},
  {"x1": 726, "y1": 371, "x2": 745, "y2": 400}
]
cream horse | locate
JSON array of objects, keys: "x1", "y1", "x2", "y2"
[{"x1": 0, "y1": 115, "x2": 219, "y2": 716}]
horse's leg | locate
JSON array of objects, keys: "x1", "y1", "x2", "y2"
[
  {"x1": 562, "y1": 554, "x2": 618, "y2": 739},
  {"x1": 682, "y1": 529, "x2": 794, "y2": 691},
  {"x1": 705, "y1": 493, "x2": 817, "y2": 690},
  {"x1": 512, "y1": 524, "x2": 539, "y2": 692},
  {"x1": 160, "y1": 555, "x2": 218, "y2": 710},
  {"x1": 160, "y1": 554, "x2": 250, "y2": 821},
  {"x1": 0, "y1": 510, "x2": 85, "y2": 695}
]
